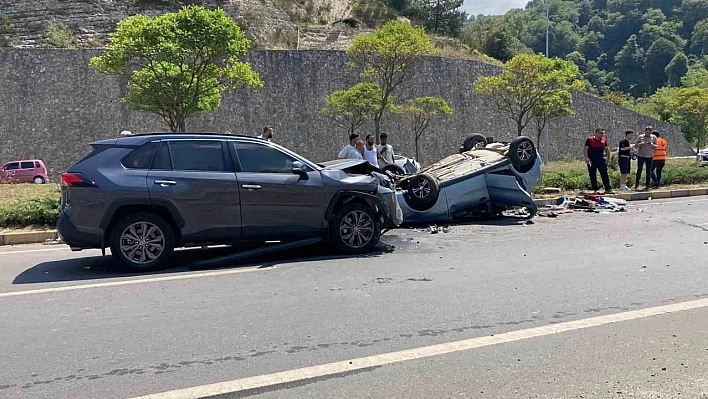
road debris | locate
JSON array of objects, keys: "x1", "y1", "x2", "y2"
[{"x1": 538, "y1": 194, "x2": 627, "y2": 217}]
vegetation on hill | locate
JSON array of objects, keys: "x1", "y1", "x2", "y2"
[{"x1": 461, "y1": 0, "x2": 708, "y2": 99}]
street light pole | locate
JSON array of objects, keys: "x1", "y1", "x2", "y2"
[{"x1": 544, "y1": 2, "x2": 550, "y2": 164}]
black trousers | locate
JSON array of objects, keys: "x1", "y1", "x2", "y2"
[
  {"x1": 635, "y1": 156, "x2": 653, "y2": 188},
  {"x1": 588, "y1": 159, "x2": 611, "y2": 192},
  {"x1": 651, "y1": 160, "x2": 665, "y2": 187}
]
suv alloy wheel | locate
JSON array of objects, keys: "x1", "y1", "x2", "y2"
[
  {"x1": 109, "y1": 212, "x2": 175, "y2": 271},
  {"x1": 330, "y1": 202, "x2": 381, "y2": 254}
]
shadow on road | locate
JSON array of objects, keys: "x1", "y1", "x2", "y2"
[{"x1": 12, "y1": 241, "x2": 395, "y2": 286}]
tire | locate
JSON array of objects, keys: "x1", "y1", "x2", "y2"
[
  {"x1": 405, "y1": 173, "x2": 440, "y2": 210},
  {"x1": 509, "y1": 136, "x2": 537, "y2": 169},
  {"x1": 33, "y1": 176, "x2": 45, "y2": 184},
  {"x1": 109, "y1": 212, "x2": 175, "y2": 271},
  {"x1": 382, "y1": 164, "x2": 406, "y2": 176},
  {"x1": 330, "y1": 202, "x2": 381, "y2": 254},
  {"x1": 462, "y1": 134, "x2": 487, "y2": 152}
]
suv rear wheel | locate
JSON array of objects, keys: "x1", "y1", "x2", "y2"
[
  {"x1": 330, "y1": 202, "x2": 381, "y2": 254},
  {"x1": 109, "y1": 212, "x2": 175, "y2": 271}
]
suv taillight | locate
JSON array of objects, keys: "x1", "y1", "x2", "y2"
[{"x1": 61, "y1": 173, "x2": 94, "y2": 187}]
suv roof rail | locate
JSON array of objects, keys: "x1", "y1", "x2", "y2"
[{"x1": 127, "y1": 132, "x2": 251, "y2": 138}]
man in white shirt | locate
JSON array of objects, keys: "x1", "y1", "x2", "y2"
[
  {"x1": 363, "y1": 134, "x2": 380, "y2": 167},
  {"x1": 378, "y1": 133, "x2": 395, "y2": 168},
  {"x1": 338, "y1": 133, "x2": 363, "y2": 160},
  {"x1": 257, "y1": 126, "x2": 273, "y2": 141}
]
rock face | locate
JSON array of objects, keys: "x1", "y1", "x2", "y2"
[
  {"x1": 0, "y1": 0, "x2": 297, "y2": 47},
  {"x1": 0, "y1": 49, "x2": 694, "y2": 174}
]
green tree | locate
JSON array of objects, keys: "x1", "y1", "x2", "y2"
[
  {"x1": 320, "y1": 83, "x2": 386, "y2": 136},
  {"x1": 473, "y1": 53, "x2": 584, "y2": 136},
  {"x1": 690, "y1": 18, "x2": 708, "y2": 55},
  {"x1": 530, "y1": 90, "x2": 575, "y2": 146},
  {"x1": 676, "y1": 0, "x2": 708, "y2": 38},
  {"x1": 666, "y1": 52, "x2": 689, "y2": 86},
  {"x1": 89, "y1": 6, "x2": 262, "y2": 132},
  {"x1": 666, "y1": 86, "x2": 708, "y2": 151},
  {"x1": 347, "y1": 21, "x2": 435, "y2": 142},
  {"x1": 409, "y1": 0, "x2": 464, "y2": 37},
  {"x1": 44, "y1": 22, "x2": 77, "y2": 49},
  {"x1": 645, "y1": 37, "x2": 679, "y2": 93},
  {"x1": 681, "y1": 64, "x2": 708, "y2": 88},
  {"x1": 401, "y1": 97, "x2": 453, "y2": 161},
  {"x1": 614, "y1": 34, "x2": 645, "y2": 96}
]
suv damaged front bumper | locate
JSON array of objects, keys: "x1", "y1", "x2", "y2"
[
  {"x1": 378, "y1": 185, "x2": 404, "y2": 227},
  {"x1": 372, "y1": 171, "x2": 403, "y2": 227}
]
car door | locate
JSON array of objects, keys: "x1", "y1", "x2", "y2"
[
  {"x1": 2, "y1": 162, "x2": 19, "y2": 182},
  {"x1": 147, "y1": 139, "x2": 242, "y2": 244},
  {"x1": 19, "y1": 161, "x2": 35, "y2": 183},
  {"x1": 231, "y1": 140, "x2": 327, "y2": 241}
]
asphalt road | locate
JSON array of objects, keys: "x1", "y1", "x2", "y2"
[{"x1": 1, "y1": 197, "x2": 707, "y2": 399}]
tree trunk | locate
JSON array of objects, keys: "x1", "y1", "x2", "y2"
[
  {"x1": 374, "y1": 115, "x2": 381, "y2": 144},
  {"x1": 537, "y1": 128, "x2": 542, "y2": 147},
  {"x1": 176, "y1": 115, "x2": 186, "y2": 133},
  {"x1": 517, "y1": 119, "x2": 524, "y2": 136},
  {"x1": 415, "y1": 137, "x2": 420, "y2": 164}
]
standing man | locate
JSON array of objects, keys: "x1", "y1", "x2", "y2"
[
  {"x1": 363, "y1": 134, "x2": 379, "y2": 167},
  {"x1": 378, "y1": 133, "x2": 395, "y2": 168},
  {"x1": 651, "y1": 131, "x2": 668, "y2": 189},
  {"x1": 258, "y1": 126, "x2": 274, "y2": 141},
  {"x1": 338, "y1": 133, "x2": 363, "y2": 160},
  {"x1": 618, "y1": 130, "x2": 634, "y2": 191},
  {"x1": 634, "y1": 126, "x2": 658, "y2": 191},
  {"x1": 584, "y1": 128, "x2": 614, "y2": 194}
]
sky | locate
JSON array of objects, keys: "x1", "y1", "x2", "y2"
[{"x1": 462, "y1": 0, "x2": 528, "y2": 16}]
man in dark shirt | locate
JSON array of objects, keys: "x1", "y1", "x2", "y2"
[
  {"x1": 618, "y1": 130, "x2": 634, "y2": 191},
  {"x1": 584, "y1": 128, "x2": 613, "y2": 194}
]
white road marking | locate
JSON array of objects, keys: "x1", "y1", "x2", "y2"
[
  {"x1": 127, "y1": 297, "x2": 708, "y2": 399},
  {"x1": 0, "y1": 265, "x2": 274, "y2": 298},
  {"x1": 0, "y1": 247, "x2": 72, "y2": 256}
]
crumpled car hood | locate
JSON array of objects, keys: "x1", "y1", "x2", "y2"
[{"x1": 319, "y1": 159, "x2": 379, "y2": 174}]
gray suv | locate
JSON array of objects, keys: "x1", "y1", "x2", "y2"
[{"x1": 58, "y1": 134, "x2": 402, "y2": 271}]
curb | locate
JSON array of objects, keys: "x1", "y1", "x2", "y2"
[
  {"x1": 0, "y1": 230, "x2": 58, "y2": 246},
  {"x1": 534, "y1": 187, "x2": 708, "y2": 207}
]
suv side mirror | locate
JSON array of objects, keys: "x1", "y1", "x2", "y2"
[{"x1": 291, "y1": 161, "x2": 307, "y2": 174}]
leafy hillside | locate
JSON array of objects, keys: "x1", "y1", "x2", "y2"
[{"x1": 461, "y1": 0, "x2": 708, "y2": 98}]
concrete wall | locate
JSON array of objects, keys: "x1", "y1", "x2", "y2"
[{"x1": 0, "y1": 49, "x2": 694, "y2": 174}]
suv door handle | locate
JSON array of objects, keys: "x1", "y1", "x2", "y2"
[
  {"x1": 154, "y1": 180, "x2": 177, "y2": 187},
  {"x1": 241, "y1": 184, "x2": 262, "y2": 190}
]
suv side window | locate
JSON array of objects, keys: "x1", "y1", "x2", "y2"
[
  {"x1": 4, "y1": 162, "x2": 19, "y2": 170},
  {"x1": 232, "y1": 142, "x2": 303, "y2": 173},
  {"x1": 151, "y1": 141, "x2": 173, "y2": 170},
  {"x1": 20, "y1": 161, "x2": 34, "y2": 169},
  {"x1": 169, "y1": 140, "x2": 228, "y2": 172},
  {"x1": 121, "y1": 142, "x2": 159, "y2": 169}
]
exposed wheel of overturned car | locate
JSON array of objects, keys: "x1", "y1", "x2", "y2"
[
  {"x1": 382, "y1": 163, "x2": 406, "y2": 176},
  {"x1": 509, "y1": 136, "x2": 537, "y2": 172},
  {"x1": 330, "y1": 202, "x2": 382, "y2": 254},
  {"x1": 404, "y1": 173, "x2": 440, "y2": 211},
  {"x1": 462, "y1": 134, "x2": 487, "y2": 152}
]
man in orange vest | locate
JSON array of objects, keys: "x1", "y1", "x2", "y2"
[{"x1": 651, "y1": 131, "x2": 668, "y2": 189}]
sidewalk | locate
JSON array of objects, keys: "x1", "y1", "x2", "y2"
[{"x1": 533, "y1": 187, "x2": 708, "y2": 207}]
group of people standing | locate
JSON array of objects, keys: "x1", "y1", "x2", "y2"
[
  {"x1": 584, "y1": 126, "x2": 668, "y2": 194},
  {"x1": 338, "y1": 133, "x2": 395, "y2": 169}
]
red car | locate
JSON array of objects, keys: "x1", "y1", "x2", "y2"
[{"x1": 0, "y1": 160, "x2": 48, "y2": 184}]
